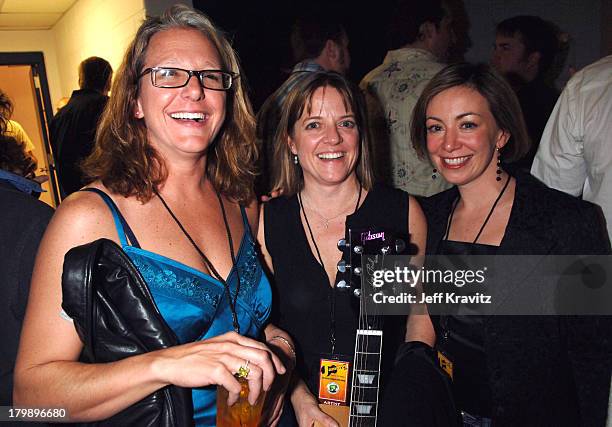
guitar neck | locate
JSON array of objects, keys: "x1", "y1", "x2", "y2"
[{"x1": 349, "y1": 327, "x2": 383, "y2": 426}]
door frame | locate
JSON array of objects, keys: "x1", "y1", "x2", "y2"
[{"x1": 0, "y1": 51, "x2": 59, "y2": 206}]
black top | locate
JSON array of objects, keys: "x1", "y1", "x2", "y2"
[
  {"x1": 264, "y1": 184, "x2": 409, "y2": 394},
  {"x1": 49, "y1": 89, "x2": 108, "y2": 197},
  {"x1": 0, "y1": 180, "x2": 53, "y2": 409},
  {"x1": 436, "y1": 240, "x2": 496, "y2": 417},
  {"x1": 419, "y1": 171, "x2": 612, "y2": 426}
]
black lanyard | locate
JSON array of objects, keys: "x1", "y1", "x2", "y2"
[
  {"x1": 443, "y1": 174, "x2": 511, "y2": 244},
  {"x1": 440, "y1": 174, "x2": 510, "y2": 339},
  {"x1": 155, "y1": 188, "x2": 242, "y2": 333},
  {"x1": 298, "y1": 185, "x2": 362, "y2": 355}
]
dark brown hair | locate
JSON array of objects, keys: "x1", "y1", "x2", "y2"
[
  {"x1": 0, "y1": 135, "x2": 36, "y2": 179},
  {"x1": 0, "y1": 90, "x2": 13, "y2": 134},
  {"x1": 79, "y1": 56, "x2": 113, "y2": 92},
  {"x1": 411, "y1": 62, "x2": 530, "y2": 162},
  {"x1": 271, "y1": 71, "x2": 374, "y2": 195},
  {"x1": 82, "y1": 4, "x2": 257, "y2": 203}
]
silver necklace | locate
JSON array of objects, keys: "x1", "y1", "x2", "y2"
[{"x1": 301, "y1": 186, "x2": 363, "y2": 229}]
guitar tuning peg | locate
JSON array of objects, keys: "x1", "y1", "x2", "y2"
[
  {"x1": 353, "y1": 288, "x2": 361, "y2": 298},
  {"x1": 353, "y1": 266, "x2": 362, "y2": 275},
  {"x1": 337, "y1": 238, "x2": 349, "y2": 250},
  {"x1": 336, "y1": 280, "x2": 350, "y2": 290},
  {"x1": 395, "y1": 239, "x2": 406, "y2": 253},
  {"x1": 337, "y1": 259, "x2": 350, "y2": 273},
  {"x1": 353, "y1": 245, "x2": 363, "y2": 254}
]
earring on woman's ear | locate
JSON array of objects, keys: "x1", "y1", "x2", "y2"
[
  {"x1": 496, "y1": 147, "x2": 502, "y2": 181},
  {"x1": 293, "y1": 155, "x2": 299, "y2": 165},
  {"x1": 432, "y1": 168, "x2": 438, "y2": 180}
]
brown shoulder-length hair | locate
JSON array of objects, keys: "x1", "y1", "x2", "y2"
[
  {"x1": 411, "y1": 62, "x2": 530, "y2": 162},
  {"x1": 82, "y1": 4, "x2": 257, "y2": 203},
  {"x1": 271, "y1": 71, "x2": 374, "y2": 196}
]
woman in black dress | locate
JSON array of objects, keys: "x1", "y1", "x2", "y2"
[
  {"x1": 410, "y1": 63, "x2": 611, "y2": 426},
  {"x1": 257, "y1": 71, "x2": 429, "y2": 426}
]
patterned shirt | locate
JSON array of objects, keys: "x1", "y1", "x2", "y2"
[{"x1": 360, "y1": 48, "x2": 451, "y2": 196}]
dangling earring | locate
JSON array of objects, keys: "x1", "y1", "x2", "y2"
[
  {"x1": 293, "y1": 154, "x2": 299, "y2": 165},
  {"x1": 432, "y1": 168, "x2": 438, "y2": 180},
  {"x1": 496, "y1": 147, "x2": 502, "y2": 181}
]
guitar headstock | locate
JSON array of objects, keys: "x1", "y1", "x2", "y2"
[{"x1": 336, "y1": 228, "x2": 408, "y2": 298}]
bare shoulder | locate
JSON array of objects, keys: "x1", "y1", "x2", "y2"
[
  {"x1": 408, "y1": 195, "x2": 427, "y2": 255},
  {"x1": 16, "y1": 184, "x2": 123, "y2": 368},
  {"x1": 45, "y1": 184, "x2": 122, "y2": 249},
  {"x1": 408, "y1": 195, "x2": 427, "y2": 228}
]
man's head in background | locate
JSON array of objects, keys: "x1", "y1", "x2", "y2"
[
  {"x1": 387, "y1": 0, "x2": 454, "y2": 62},
  {"x1": 290, "y1": 13, "x2": 350, "y2": 74},
  {"x1": 492, "y1": 15, "x2": 559, "y2": 85},
  {"x1": 79, "y1": 56, "x2": 113, "y2": 95}
]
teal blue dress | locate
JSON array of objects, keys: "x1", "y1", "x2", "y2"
[{"x1": 89, "y1": 189, "x2": 272, "y2": 426}]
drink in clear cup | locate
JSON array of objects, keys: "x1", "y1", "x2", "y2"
[{"x1": 216, "y1": 376, "x2": 265, "y2": 427}]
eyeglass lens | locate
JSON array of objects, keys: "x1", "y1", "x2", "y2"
[{"x1": 153, "y1": 68, "x2": 231, "y2": 90}]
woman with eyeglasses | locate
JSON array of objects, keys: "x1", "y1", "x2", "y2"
[{"x1": 13, "y1": 5, "x2": 292, "y2": 426}]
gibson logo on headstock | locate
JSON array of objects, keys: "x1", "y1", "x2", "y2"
[{"x1": 361, "y1": 230, "x2": 385, "y2": 242}]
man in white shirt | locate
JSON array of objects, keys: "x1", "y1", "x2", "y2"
[
  {"x1": 532, "y1": 55, "x2": 612, "y2": 426},
  {"x1": 531, "y1": 55, "x2": 612, "y2": 238}
]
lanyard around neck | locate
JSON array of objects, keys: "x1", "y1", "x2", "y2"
[
  {"x1": 297, "y1": 185, "x2": 363, "y2": 354},
  {"x1": 444, "y1": 174, "x2": 511, "y2": 244},
  {"x1": 155, "y1": 188, "x2": 242, "y2": 333}
]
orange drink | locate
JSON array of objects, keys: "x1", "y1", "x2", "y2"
[{"x1": 216, "y1": 376, "x2": 265, "y2": 427}]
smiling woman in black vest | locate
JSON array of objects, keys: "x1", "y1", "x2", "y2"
[{"x1": 410, "y1": 62, "x2": 611, "y2": 426}]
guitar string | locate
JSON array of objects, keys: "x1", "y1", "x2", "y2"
[{"x1": 354, "y1": 250, "x2": 385, "y2": 426}]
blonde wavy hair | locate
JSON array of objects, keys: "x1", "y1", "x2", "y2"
[{"x1": 83, "y1": 4, "x2": 257, "y2": 203}]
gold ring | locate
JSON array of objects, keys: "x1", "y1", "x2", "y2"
[{"x1": 237, "y1": 360, "x2": 250, "y2": 379}]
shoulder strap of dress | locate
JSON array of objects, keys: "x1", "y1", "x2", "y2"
[
  {"x1": 79, "y1": 188, "x2": 141, "y2": 248},
  {"x1": 239, "y1": 205, "x2": 251, "y2": 236}
]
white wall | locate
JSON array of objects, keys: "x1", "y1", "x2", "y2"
[
  {"x1": 52, "y1": 0, "x2": 146, "y2": 99},
  {"x1": 0, "y1": 29, "x2": 63, "y2": 109},
  {"x1": 0, "y1": 0, "x2": 145, "y2": 108},
  {"x1": 0, "y1": 0, "x2": 201, "y2": 108}
]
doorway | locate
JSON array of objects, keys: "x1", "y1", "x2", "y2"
[{"x1": 0, "y1": 52, "x2": 59, "y2": 208}]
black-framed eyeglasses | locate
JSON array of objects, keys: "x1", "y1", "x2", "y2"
[{"x1": 138, "y1": 67, "x2": 237, "y2": 91}]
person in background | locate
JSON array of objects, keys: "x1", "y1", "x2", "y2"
[
  {"x1": 256, "y1": 13, "x2": 350, "y2": 197},
  {"x1": 360, "y1": 0, "x2": 454, "y2": 197},
  {"x1": 0, "y1": 96, "x2": 53, "y2": 413},
  {"x1": 14, "y1": 6, "x2": 292, "y2": 426},
  {"x1": 412, "y1": 62, "x2": 610, "y2": 425},
  {"x1": 0, "y1": 90, "x2": 37, "y2": 163},
  {"x1": 491, "y1": 15, "x2": 560, "y2": 170},
  {"x1": 49, "y1": 56, "x2": 112, "y2": 198},
  {"x1": 531, "y1": 54, "x2": 612, "y2": 239},
  {"x1": 55, "y1": 97, "x2": 70, "y2": 113},
  {"x1": 258, "y1": 71, "x2": 428, "y2": 426},
  {"x1": 531, "y1": 50, "x2": 612, "y2": 427}
]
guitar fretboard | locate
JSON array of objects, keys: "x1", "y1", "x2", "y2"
[{"x1": 349, "y1": 328, "x2": 382, "y2": 427}]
